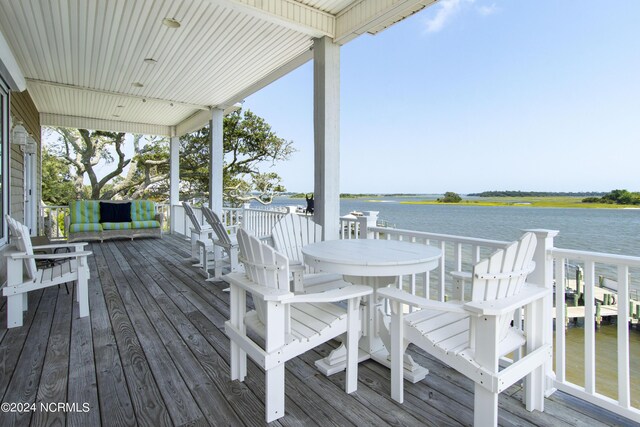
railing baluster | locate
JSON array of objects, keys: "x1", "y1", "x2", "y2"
[
  {"x1": 554, "y1": 257, "x2": 566, "y2": 383},
  {"x1": 617, "y1": 265, "x2": 630, "y2": 409},
  {"x1": 584, "y1": 260, "x2": 596, "y2": 395}
]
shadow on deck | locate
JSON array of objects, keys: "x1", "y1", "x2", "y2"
[{"x1": 0, "y1": 234, "x2": 633, "y2": 426}]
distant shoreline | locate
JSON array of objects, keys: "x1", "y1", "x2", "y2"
[{"x1": 398, "y1": 197, "x2": 627, "y2": 209}]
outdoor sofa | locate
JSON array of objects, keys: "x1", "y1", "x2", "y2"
[{"x1": 65, "y1": 200, "x2": 163, "y2": 242}]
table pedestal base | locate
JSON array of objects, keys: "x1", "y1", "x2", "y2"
[{"x1": 314, "y1": 343, "x2": 428, "y2": 383}]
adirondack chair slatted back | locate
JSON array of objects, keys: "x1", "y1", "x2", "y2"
[
  {"x1": 272, "y1": 213, "x2": 322, "y2": 266},
  {"x1": 202, "y1": 207, "x2": 232, "y2": 247},
  {"x1": 237, "y1": 228, "x2": 290, "y2": 323},
  {"x1": 5, "y1": 215, "x2": 37, "y2": 280},
  {"x1": 182, "y1": 201, "x2": 205, "y2": 233},
  {"x1": 471, "y1": 232, "x2": 537, "y2": 341}
]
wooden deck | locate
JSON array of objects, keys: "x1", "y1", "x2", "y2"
[{"x1": 0, "y1": 234, "x2": 634, "y2": 426}]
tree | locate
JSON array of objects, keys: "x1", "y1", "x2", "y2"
[
  {"x1": 179, "y1": 109, "x2": 294, "y2": 205},
  {"x1": 439, "y1": 192, "x2": 462, "y2": 203},
  {"x1": 44, "y1": 108, "x2": 293, "y2": 204}
]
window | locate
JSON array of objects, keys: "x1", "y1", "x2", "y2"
[{"x1": 0, "y1": 78, "x2": 8, "y2": 245}]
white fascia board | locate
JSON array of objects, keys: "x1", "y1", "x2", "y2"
[
  {"x1": 335, "y1": 0, "x2": 436, "y2": 44},
  {"x1": 41, "y1": 113, "x2": 172, "y2": 137},
  {"x1": 204, "y1": 0, "x2": 335, "y2": 38},
  {"x1": 0, "y1": 28, "x2": 26, "y2": 91},
  {"x1": 175, "y1": 104, "x2": 242, "y2": 137}
]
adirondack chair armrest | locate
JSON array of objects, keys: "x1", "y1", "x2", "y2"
[
  {"x1": 377, "y1": 287, "x2": 467, "y2": 314},
  {"x1": 463, "y1": 283, "x2": 550, "y2": 316},
  {"x1": 223, "y1": 272, "x2": 293, "y2": 301},
  {"x1": 9, "y1": 251, "x2": 93, "y2": 261},
  {"x1": 32, "y1": 242, "x2": 88, "y2": 251},
  {"x1": 450, "y1": 271, "x2": 472, "y2": 281},
  {"x1": 287, "y1": 284, "x2": 372, "y2": 304}
]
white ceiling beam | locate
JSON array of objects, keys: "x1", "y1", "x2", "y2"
[
  {"x1": 0, "y1": 28, "x2": 26, "y2": 91},
  {"x1": 203, "y1": 0, "x2": 335, "y2": 38},
  {"x1": 41, "y1": 113, "x2": 172, "y2": 137},
  {"x1": 335, "y1": 0, "x2": 436, "y2": 44},
  {"x1": 26, "y1": 78, "x2": 210, "y2": 111}
]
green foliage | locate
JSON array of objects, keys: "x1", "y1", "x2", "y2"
[
  {"x1": 41, "y1": 149, "x2": 77, "y2": 205},
  {"x1": 471, "y1": 191, "x2": 606, "y2": 197},
  {"x1": 179, "y1": 109, "x2": 294, "y2": 206},
  {"x1": 583, "y1": 189, "x2": 640, "y2": 205},
  {"x1": 439, "y1": 192, "x2": 462, "y2": 203}
]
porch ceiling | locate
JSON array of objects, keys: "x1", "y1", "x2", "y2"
[{"x1": 0, "y1": 0, "x2": 436, "y2": 137}]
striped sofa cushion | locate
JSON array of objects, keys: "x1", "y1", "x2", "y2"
[
  {"x1": 131, "y1": 200, "x2": 156, "y2": 221},
  {"x1": 131, "y1": 220, "x2": 160, "y2": 229},
  {"x1": 70, "y1": 200, "x2": 100, "y2": 224},
  {"x1": 69, "y1": 223, "x2": 103, "y2": 233},
  {"x1": 101, "y1": 222, "x2": 133, "y2": 230}
]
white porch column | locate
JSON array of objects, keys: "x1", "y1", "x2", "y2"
[
  {"x1": 209, "y1": 108, "x2": 224, "y2": 216},
  {"x1": 525, "y1": 228, "x2": 560, "y2": 400},
  {"x1": 169, "y1": 135, "x2": 180, "y2": 233},
  {"x1": 313, "y1": 36, "x2": 340, "y2": 240}
]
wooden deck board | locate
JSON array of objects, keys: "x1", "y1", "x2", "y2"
[{"x1": 0, "y1": 234, "x2": 635, "y2": 427}]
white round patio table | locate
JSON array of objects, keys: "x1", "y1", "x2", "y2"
[{"x1": 302, "y1": 239, "x2": 442, "y2": 382}]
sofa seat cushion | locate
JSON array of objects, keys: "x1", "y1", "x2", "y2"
[
  {"x1": 132, "y1": 220, "x2": 160, "y2": 229},
  {"x1": 70, "y1": 200, "x2": 101, "y2": 224},
  {"x1": 131, "y1": 200, "x2": 156, "y2": 221},
  {"x1": 102, "y1": 222, "x2": 133, "y2": 230},
  {"x1": 70, "y1": 223, "x2": 103, "y2": 233}
]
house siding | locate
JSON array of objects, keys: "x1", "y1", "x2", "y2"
[
  {"x1": 9, "y1": 90, "x2": 41, "y2": 226},
  {"x1": 1, "y1": 90, "x2": 40, "y2": 284}
]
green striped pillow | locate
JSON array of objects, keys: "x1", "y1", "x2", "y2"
[
  {"x1": 69, "y1": 200, "x2": 100, "y2": 224},
  {"x1": 131, "y1": 200, "x2": 156, "y2": 221}
]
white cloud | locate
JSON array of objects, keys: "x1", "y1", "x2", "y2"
[
  {"x1": 424, "y1": 0, "x2": 472, "y2": 33},
  {"x1": 424, "y1": 0, "x2": 498, "y2": 33},
  {"x1": 477, "y1": 3, "x2": 499, "y2": 16}
]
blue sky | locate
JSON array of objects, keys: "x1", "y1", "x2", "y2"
[{"x1": 243, "y1": 1, "x2": 640, "y2": 194}]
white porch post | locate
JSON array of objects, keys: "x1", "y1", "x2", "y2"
[
  {"x1": 169, "y1": 135, "x2": 179, "y2": 233},
  {"x1": 525, "y1": 228, "x2": 559, "y2": 400},
  {"x1": 313, "y1": 36, "x2": 340, "y2": 240},
  {"x1": 209, "y1": 108, "x2": 224, "y2": 216}
]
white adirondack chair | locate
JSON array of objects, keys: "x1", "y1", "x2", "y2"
[
  {"x1": 271, "y1": 213, "x2": 342, "y2": 293},
  {"x1": 201, "y1": 206, "x2": 240, "y2": 279},
  {"x1": 3, "y1": 215, "x2": 92, "y2": 328},
  {"x1": 182, "y1": 201, "x2": 213, "y2": 264},
  {"x1": 378, "y1": 232, "x2": 551, "y2": 426},
  {"x1": 224, "y1": 229, "x2": 372, "y2": 422}
]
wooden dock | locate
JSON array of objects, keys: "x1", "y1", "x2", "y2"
[
  {"x1": 0, "y1": 235, "x2": 635, "y2": 426},
  {"x1": 557, "y1": 279, "x2": 640, "y2": 326}
]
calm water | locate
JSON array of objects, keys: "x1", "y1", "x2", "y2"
[
  {"x1": 263, "y1": 196, "x2": 640, "y2": 405},
  {"x1": 267, "y1": 195, "x2": 640, "y2": 256}
]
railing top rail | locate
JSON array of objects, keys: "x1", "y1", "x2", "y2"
[
  {"x1": 551, "y1": 247, "x2": 640, "y2": 267},
  {"x1": 244, "y1": 207, "x2": 287, "y2": 213},
  {"x1": 368, "y1": 226, "x2": 511, "y2": 248}
]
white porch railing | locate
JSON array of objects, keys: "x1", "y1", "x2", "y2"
[
  {"x1": 343, "y1": 212, "x2": 640, "y2": 423},
  {"x1": 169, "y1": 203, "x2": 287, "y2": 238},
  {"x1": 39, "y1": 204, "x2": 69, "y2": 238},
  {"x1": 550, "y1": 248, "x2": 640, "y2": 422}
]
